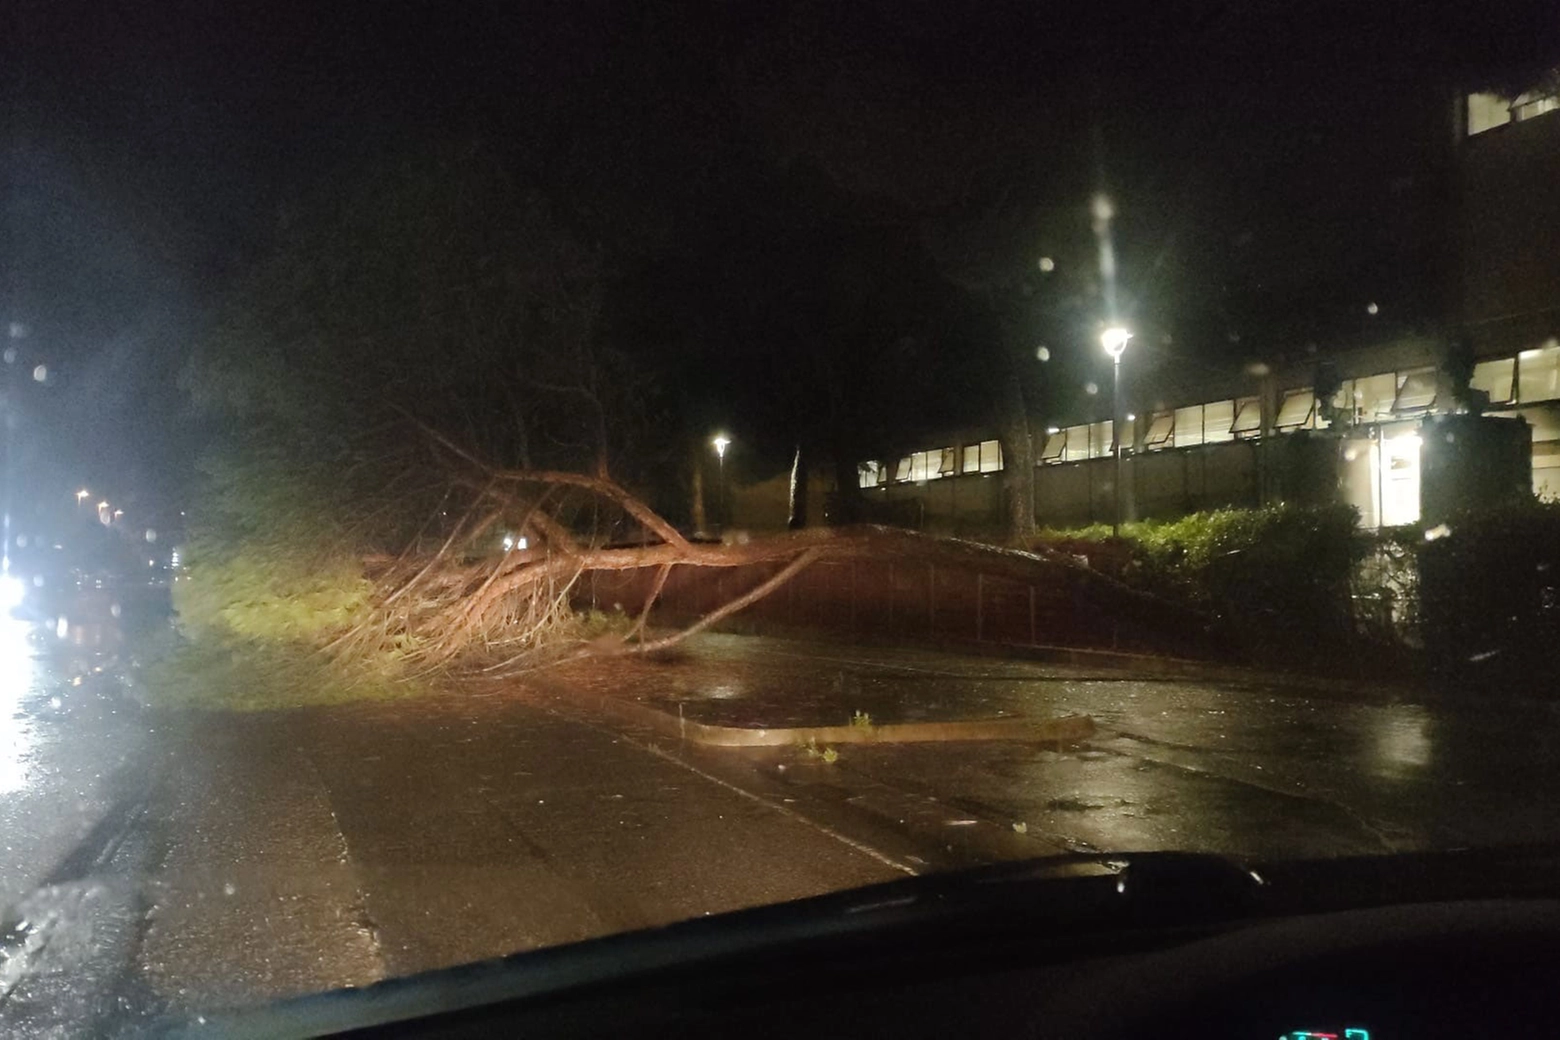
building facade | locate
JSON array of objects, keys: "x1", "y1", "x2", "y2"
[{"x1": 845, "y1": 77, "x2": 1560, "y2": 534}]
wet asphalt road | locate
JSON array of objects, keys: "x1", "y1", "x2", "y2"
[{"x1": 4, "y1": 627, "x2": 1560, "y2": 1035}]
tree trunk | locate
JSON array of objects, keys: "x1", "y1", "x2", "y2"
[
  {"x1": 787, "y1": 445, "x2": 808, "y2": 529},
  {"x1": 831, "y1": 450, "x2": 863, "y2": 525},
  {"x1": 691, "y1": 458, "x2": 707, "y2": 536},
  {"x1": 998, "y1": 372, "x2": 1035, "y2": 545}
]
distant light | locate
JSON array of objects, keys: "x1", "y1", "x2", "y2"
[
  {"x1": 1046, "y1": 426, "x2": 1061, "y2": 435},
  {"x1": 76, "y1": 489, "x2": 89, "y2": 502},
  {"x1": 502, "y1": 534, "x2": 514, "y2": 551},
  {"x1": 145, "y1": 529, "x2": 157, "y2": 543},
  {"x1": 97, "y1": 501, "x2": 109, "y2": 510},
  {"x1": 1100, "y1": 326, "x2": 1132, "y2": 359},
  {"x1": 1366, "y1": 302, "x2": 1379, "y2": 315},
  {"x1": 148, "y1": 559, "x2": 155, "y2": 567},
  {"x1": 1126, "y1": 413, "x2": 1136, "y2": 422},
  {"x1": 712, "y1": 434, "x2": 731, "y2": 459},
  {"x1": 32, "y1": 364, "x2": 46, "y2": 382},
  {"x1": 517, "y1": 536, "x2": 528, "y2": 551},
  {"x1": 1091, "y1": 194, "x2": 1114, "y2": 222},
  {"x1": 0, "y1": 575, "x2": 23, "y2": 610},
  {"x1": 1424, "y1": 523, "x2": 1452, "y2": 542},
  {"x1": 1085, "y1": 382, "x2": 1099, "y2": 395},
  {"x1": 1035, "y1": 345, "x2": 1050, "y2": 361},
  {"x1": 56, "y1": 616, "x2": 69, "y2": 639},
  {"x1": 1037, "y1": 256, "x2": 1055, "y2": 272}
]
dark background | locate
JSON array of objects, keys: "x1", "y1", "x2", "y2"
[{"x1": 4, "y1": 0, "x2": 1557, "y2": 531}]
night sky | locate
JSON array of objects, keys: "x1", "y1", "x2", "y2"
[{"x1": 5, "y1": 0, "x2": 1557, "y2": 527}]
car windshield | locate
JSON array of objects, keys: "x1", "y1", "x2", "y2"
[{"x1": 4, "y1": 0, "x2": 1559, "y2": 1033}]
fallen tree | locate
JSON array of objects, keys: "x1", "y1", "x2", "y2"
[{"x1": 322, "y1": 424, "x2": 861, "y2": 678}]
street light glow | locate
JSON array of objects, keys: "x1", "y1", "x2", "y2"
[
  {"x1": 75, "y1": 489, "x2": 89, "y2": 502},
  {"x1": 1101, "y1": 326, "x2": 1133, "y2": 359},
  {"x1": 712, "y1": 434, "x2": 731, "y2": 459}
]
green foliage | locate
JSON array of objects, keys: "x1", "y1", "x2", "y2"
[
  {"x1": 850, "y1": 709, "x2": 873, "y2": 728},
  {"x1": 578, "y1": 607, "x2": 634, "y2": 640},
  {"x1": 1039, "y1": 504, "x2": 1363, "y2": 660},
  {"x1": 173, "y1": 550, "x2": 373, "y2": 644},
  {"x1": 799, "y1": 739, "x2": 839, "y2": 764},
  {"x1": 144, "y1": 635, "x2": 422, "y2": 712}
]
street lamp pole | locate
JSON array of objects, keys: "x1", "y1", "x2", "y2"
[
  {"x1": 712, "y1": 434, "x2": 731, "y2": 533},
  {"x1": 1101, "y1": 327, "x2": 1133, "y2": 537}
]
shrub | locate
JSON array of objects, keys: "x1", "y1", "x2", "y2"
[{"x1": 1038, "y1": 504, "x2": 1363, "y2": 663}]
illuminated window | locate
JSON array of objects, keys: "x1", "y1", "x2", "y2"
[
  {"x1": 1467, "y1": 92, "x2": 1512, "y2": 135},
  {"x1": 1275, "y1": 390, "x2": 1317, "y2": 430},
  {"x1": 894, "y1": 457, "x2": 912, "y2": 482},
  {"x1": 1088, "y1": 421, "x2": 1114, "y2": 459},
  {"x1": 1518, "y1": 343, "x2": 1560, "y2": 403},
  {"x1": 1467, "y1": 87, "x2": 1559, "y2": 136},
  {"x1": 1060, "y1": 425, "x2": 1088, "y2": 462},
  {"x1": 1203, "y1": 400, "x2": 1236, "y2": 442},
  {"x1": 1231, "y1": 396, "x2": 1262, "y2": 438},
  {"x1": 1381, "y1": 433, "x2": 1422, "y2": 527},
  {"x1": 938, "y1": 447, "x2": 958, "y2": 476},
  {"x1": 1144, "y1": 411, "x2": 1174, "y2": 448},
  {"x1": 977, "y1": 439, "x2": 1003, "y2": 472},
  {"x1": 1470, "y1": 357, "x2": 1515, "y2": 405},
  {"x1": 858, "y1": 461, "x2": 882, "y2": 488},
  {"x1": 1174, "y1": 404, "x2": 1205, "y2": 446},
  {"x1": 1393, "y1": 368, "x2": 1438, "y2": 413},
  {"x1": 962, "y1": 443, "x2": 980, "y2": 473},
  {"x1": 1514, "y1": 91, "x2": 1560, "y2": 122},
  {"x1": 1041, "y1": 429, "x2": 1066, "y2": 463},
  {"x1": 1346, "y1": 372, "x2": 1398, "y2": 422}
]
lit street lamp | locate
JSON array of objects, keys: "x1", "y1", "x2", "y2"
[
  {"x1": 1101, "y1": 326, "x2": 1133, "y2": 536},
  {"x1": 75, "y1": 488, "x2": 89, "y2": 513},
  {"x1": 712, "y1": 434, "x2": 731, "y2": 532}
]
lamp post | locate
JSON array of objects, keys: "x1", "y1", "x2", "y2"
[
  {"x1": 75, "y1": 488, "x2": 89, "y2": 514},
  {"x1": 1101, "y1": 326, "x2": 1133, "y2": 536},
  {"x1": 712, "y1": 434, "x2": 731, "y2": 532}
]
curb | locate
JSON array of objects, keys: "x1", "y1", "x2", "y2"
[{"x1": 520, "y1": 676, "x2": 1095, "y2": 748}]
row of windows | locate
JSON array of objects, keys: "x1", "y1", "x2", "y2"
[
  {"x1": 862, "y1": 345, "x2": 1560, "y2": 480},
  {"x1": 1039, "y1": 345, "x2": 1560, "y2": 464},
  {"x1": 859, "y1": 439, "x2": 1003, "y2": 487},
  {"x1": 1469, "y1": 344, "x2": 1560, "y2": 407},
  {"x1": 1467, "y1": 89, "x2": 1560, "y2": 136}
]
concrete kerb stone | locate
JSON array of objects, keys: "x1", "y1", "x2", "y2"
[{"x1": 519, "y1": 674, "x2": 1095, "y2": 748}]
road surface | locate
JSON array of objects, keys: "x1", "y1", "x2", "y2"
[{"x1": 3, "y1": 628, "x2": 1559, "y2": 1034}]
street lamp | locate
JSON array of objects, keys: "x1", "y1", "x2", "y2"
[
  {"x1": 1101, "y1": 326, "x2": 1133, "y2": 536},
  {"x1": 711, "y1": 434, "x2": 731, "y2": 532},
  {"x1": 75, "y1": 489, "x2": 89, "y2": 513}
]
